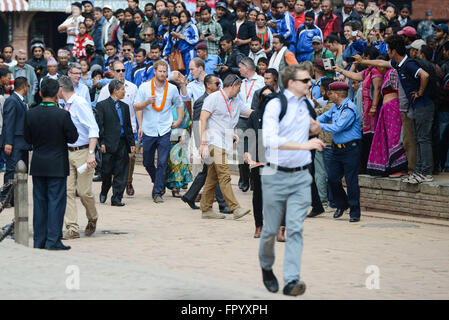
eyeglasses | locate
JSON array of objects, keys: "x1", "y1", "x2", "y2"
[
  {"x1": 293, "y1": 78, "x2": 312, "y2": 84},
  {"x1": 215, "y1": 81, "x2": 220, "y2": 86},
  {"x1": 114, "y1": 69, "x2": 126, "y2": 73},
  {"x1": 70, "y1": 72, "x2": 82, "y2": 75}
]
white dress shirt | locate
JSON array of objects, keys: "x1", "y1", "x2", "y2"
[
  {"x1": 262, "y1": 89, "x2": 312, "y2": 168},
  {"x1": 202, "y1": 89, "x2": 250, "y2": 154},
  {"x1": 74, "y1": 82, "x2": 91, "y2": 105},
  {"x1": 181, "y1": 79, "x2": 205, "y2": 103},
  {"x1": 97, "y1": 80, "x2": 138, "y2": 133},
  {"x1": 135, "y1": 81, "x2": 183, "y2": 137},
  {"x1": 64, "y1": 93, "x2": 99, "y2": 147},
  {"x1": 238, "y1": 73, "x2": 265, "y2": 115}
]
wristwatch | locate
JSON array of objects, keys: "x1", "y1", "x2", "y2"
[{"x1": 88, "y1": 150, "x2": 95, "y2": 155}]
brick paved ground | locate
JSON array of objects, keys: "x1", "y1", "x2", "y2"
[{"x1": 1, "y1": 165, "x2": 448, "y2": 299}]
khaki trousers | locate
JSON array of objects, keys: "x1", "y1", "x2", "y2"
[
  {"x1": 64, "y1": 149, "x2": 98, "y2": 232},
  {"x1": 200, "y1": 146, "x2": 240, "y2": 212},
  {"x1": 402, "y1": 114, "x2": 417, "y2": 172},
  {"x1": 127, "y1": 152, "x2": 136, "y2": 185}
]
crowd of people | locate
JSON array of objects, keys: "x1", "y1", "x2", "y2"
[{"x1": 0, "y1": 0, "x2": 448, "y2": 297}]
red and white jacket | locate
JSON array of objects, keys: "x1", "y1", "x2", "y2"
[{"x1": 72, "y1": 34, "x2": 93, "y2": 61}]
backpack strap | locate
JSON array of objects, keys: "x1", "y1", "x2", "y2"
[
  {"x1": 304, "y1": 98, "x2": 317, "y2": 119},
  {"x1": 278, "y1": 91, "x2": 288, "y2": 121}
]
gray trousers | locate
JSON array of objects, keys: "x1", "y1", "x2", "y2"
[
  {"x1": 259, "y1": 167, "x2": 312, "y2": 284},
  {"x1": 314, "y1": 150, "x2": 328, "y2": 203}
]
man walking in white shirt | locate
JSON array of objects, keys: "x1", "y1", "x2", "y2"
[
  {"x1": 258, "y1": 64, "x2": 324, "y2": 296},
  {"x1": 58, "y1": 76, "x2": 100, "y2": 240}
]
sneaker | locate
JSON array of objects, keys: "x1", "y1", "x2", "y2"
[
  {"x1": 233, "y1": 207, "x2": 251, "y2": 220},
  {"x1": 419, "y1": 174, "x2": 434, "y2": 182},
  {"x1": 62, "y1": 229, "x2": 80, "y2": 240},
  {"x1": 85, "y1": 219, "x2": 97, "y2": 236},
  {"x1": 202, "y1": 210, "x2": 226, "y2": 219},
  {"x1": 153, "y1": 196, "x2": 164, "y2": 203}
]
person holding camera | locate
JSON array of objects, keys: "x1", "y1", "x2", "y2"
[
  {"x1": 217, "y1": 35, "x2": 244, "y2": 80},
  {"x1": 197, "y1": 5, "x2": 223, "y2": 56}
]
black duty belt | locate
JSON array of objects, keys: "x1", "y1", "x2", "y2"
[
  {"x1": 267, "y1": 163, "x2": 310, "y2": 172},
  {"x1": 332, "y1": 140, "x2": 360, "y2": 149}
]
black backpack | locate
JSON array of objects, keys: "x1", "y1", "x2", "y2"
[
  {"x1": 401, "y1": 58, "x2": 441, "y2": 101},
  {"x1": 259, "y1": 90, "x2": 317, "y2": 126}
]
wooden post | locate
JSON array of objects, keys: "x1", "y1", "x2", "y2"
[{"x1": 14, "y1": 160, "x2": 28, "y2": 247}]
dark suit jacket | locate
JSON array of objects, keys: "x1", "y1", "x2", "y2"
[
  {"x1": 24, "y1": 104, "x2": 79, "y2": 177},
  {"x1": 95, "y1": 97, "x2": 135, "y2": 154},
  {"x1": 2, "y1": 93, "x2": 32, "y2": 151}
]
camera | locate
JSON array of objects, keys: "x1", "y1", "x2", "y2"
[{"x1": 345, "y1": 56, "x2": 355, "y2": 63}]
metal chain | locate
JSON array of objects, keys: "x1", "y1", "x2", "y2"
[{"x1": 0, "y1": 183, "x2": 15, "y2": 215}]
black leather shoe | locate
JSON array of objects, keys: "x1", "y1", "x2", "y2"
[
  {"x1": 93, "y1": 175, "x2": 102, "y2": 182},
  {"x1": 283, "y1": 280, "x2": 306, "y2": 296},
  {"x1": 349, "y1": 217, "x2": 360, "y2": 222},
  {"x1": 99, "y1": 194, "x2": 107, "y2": 204},
  {"x1": 241, "y1": 183, "x2": 250, "y2": 192},
  {"x1": 46, "y1": 243, "x2": 71, "y2": 251},
  {"x1": 181, "y1": 196, "x2": 199, "y2": 210},
  {"x1": 333, "y1": 208, "x2": 347, "y2": 219},
  {"x1": 307, "y1": 210, "x2": 325, "y2": 218},
  {"x1": 219, "y1": 207, "x2": 232, "y2": 214},
  {"x1": 262, "y1": 269, "x2": 279, "y2": 293},
  {"x1": 111, "y1": 201, "x2": 125, "y2": 207},
  {"x1": 238, "y1": 181, "x2": 243, "y2": 189}
]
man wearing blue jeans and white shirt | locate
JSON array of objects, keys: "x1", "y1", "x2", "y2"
[
  {"x1": 354, "y1": 34, "x2": 434, "y2": 183},
  {"x1": 134, "y1": 60, "x2": 183, "y2": 203},
  {"x1": 259, "y1": 64, "x2": 324, "y2": 296}
]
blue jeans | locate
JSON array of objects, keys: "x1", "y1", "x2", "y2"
[
  {"x1": 142, "y1": 132, "x2": 171, "y2": 197},
  {"x1": 259, "y1": 167, "x2": 312, "y2": 284},
  {"x1": 413, "y1": 104, "x2": 434, "y2": 175},
  {"x1": 438, "y1": 111, "x2": 449, "y2": 170},
  {"x1": 324, "y1": 143, "x2": 361, "y2": 218}
]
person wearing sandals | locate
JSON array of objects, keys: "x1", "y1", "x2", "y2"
[{"x1": 354, "y1": 35, "x2": 434, "y2": 183}]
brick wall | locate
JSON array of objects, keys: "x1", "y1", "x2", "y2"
[{"x1": 412, "y1": 0, "x2": 449, "y2": 20}]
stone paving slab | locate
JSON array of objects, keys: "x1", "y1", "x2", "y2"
[{"x1": 1, "y1": 166, "x2": 448, "y2": 300}]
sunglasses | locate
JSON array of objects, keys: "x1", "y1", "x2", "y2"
[
  {"x1": 294, "y1": 78, "x2": 312, "y2": 84},
  {"x1": 114, "y1": 69, "x2": 126, "y2": 73}
]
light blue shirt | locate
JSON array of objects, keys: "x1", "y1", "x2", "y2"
[
  {"x1": 64, "y1": 93, "x2": 99, "y2": 147},
  {"x1": 181, "y1": 79, "x2": 205, "y2": 102},
  {"x1": 135, "y1": 81, "x2": 183, "y2": 137},
  {"x1": 318, "y1": 97, "x2": 362, "y2": 144},
  {"x1": 74, "y1": 82, "x2": 91, "y2": 104}
]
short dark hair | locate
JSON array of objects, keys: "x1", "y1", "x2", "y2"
[
  {"x1": 204, "y1": 74, "x2": 218, "y2": 85},
  {"x1": 1, "y1": 44, "x2": 14, "y2": 53},
  {"x1": 93, "y1": 6, "x2": 103, "y2": 13},
  {"x1": 273, "y1": 35, "x2": 287, "y2": 46},
  {"x1": 179, "y1": 9, "x2": 191, "y2": 20},
  {"x1": 115, "y1": 9, "x2": 125, "y2": 15},
  {"x1": 40, "y1": 78, "x2": 60, "y2": 98},
  {"x1": 91, "y1": 69, "x2": 103, "y2": 78},
  {"x1": 83, "y1": 13, "x2": 94, "y2": 20},
  {"x1": 160, "y1": 9, "x2": 171, "y2": 18},
  {"x1": 235, "y1": 1, "x2": 249, "y2": 12},
  {"x1": 123, "y1": 41, "x2": 134, "y2": 48},
  {"x1": 105, "y1": 42, "x2": 116, "y2": 49},
  {"x1": 151, "y1": 44, "x2": 162, "y2": 51},
  {"x1": 0, "y1": 68, "x2": 11, "y2": 78},
  {"x1": 134, "y1": 10, "x2": 145, "y2": 20},
  {"x1": 145, "y1": 3, "x2": 154, "y2": 9},
  {"x1": 325, "y1": 33, "x2": 339, "y2": 44},
  {"x1": 321, "y1": 78, "x2": 334, "y2": 91},
  {"x1": 200, "y1": 5, "x2": 211, "y2": 13},
  {"x1": 135, "y1": 48, "x2": 147, "y2": 56},
  {"x1": 109, "y1": 79, "x2": 124, "y2": 95},
  {"x1": 264, "y1": 68, "x2": 279, "y2": 82},
  {"x1": 251, "y1": 36, "x2": 262, "y2": 44},
  {"x1": 281, "y1": 64, "x2": 310, "y2": 89},
  {"x1": 220, "y1": 35, "x2": 234, "y2": 43},
  {"x1": 257, "y1": 57, "x2": 269, "y2": 65},
  {"x1": 14, "y1": 77, "x2": 29, "y2": 91},
  {"x1": 420, "y1": 45, "x2": 433, "y2": 61},
  {"x1": 385, "y1": 35, "x2": 406, "y2": 56},
  {"x1": 363, "y1": 45, "x2": 380, "y2": 60}
]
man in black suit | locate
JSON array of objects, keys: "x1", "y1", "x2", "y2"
[
  {"x1": 181, "y1": 74, "x2": 230, "y2": 213},
  {"x1": 24, "y1": 78, "x2": 79, "y2": 250},
  {"x1": 1, "y1": 77, "x2": 31, "y2": 205},
  {"x1": 95, "y1": 80, "x2": 135, "y2": 206}
]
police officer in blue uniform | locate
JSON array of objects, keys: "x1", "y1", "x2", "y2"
[{"x1": 317, "y1": 81, "x2": 362, "y2": 222}]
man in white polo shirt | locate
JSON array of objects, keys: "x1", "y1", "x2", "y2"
[
  {"x1": 199, "y1": 74, "x2": 253, "y2": 220},
  {"x1": 134, "y1": 60, "x2": 183, "y2": 203}
]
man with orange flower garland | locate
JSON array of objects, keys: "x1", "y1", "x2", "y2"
[{"x1": 134, "y1": 60, "x2": 183, "y2": 203}]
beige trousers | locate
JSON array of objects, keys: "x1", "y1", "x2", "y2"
[{"x1": 64, "y1": 149, "x2": 98, "y2": 232}]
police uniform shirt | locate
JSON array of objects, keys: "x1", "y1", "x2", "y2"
[{"x1": 317, "y1": 97, "x2": 362, "y2": 144}]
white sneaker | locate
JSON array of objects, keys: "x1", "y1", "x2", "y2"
[
  {"x1": 233, "y1": 207, "x2": 251, "y2": 220},
  {"x1": 202, "y1": 210, "x2": 226, "y2": 219}
]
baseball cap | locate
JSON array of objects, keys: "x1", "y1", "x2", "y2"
[
  {"x1": 103, "y1": 5, "x2": 112, "y2": 11},
  {"x1": 425, "y1": 10, "x2": 432, "y2": 16},
  {"x1": 343, "y1": 0, "x2": 355, "y2": 5},
  {"x1": 397, "y1": 26, "x2": 417, "y2": 37},
  {"x1": 84, "y1": 39, "x2": 95, "y2": 47},
  {"x1": 432, "y1": 23, "x2": 449, "y2": 34},
  {"x1": 409, "y1": 39, "x2": 426, "y2": 50},
  {"x1": 81, "y1": 0, "x2": 94, "y2": 5},
  {"x1": 312, "y1": 36, "x2": 322, "y2": 44},
  {"x1": 215, "y1": 2, "x2": 227, "y2": 10}
]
